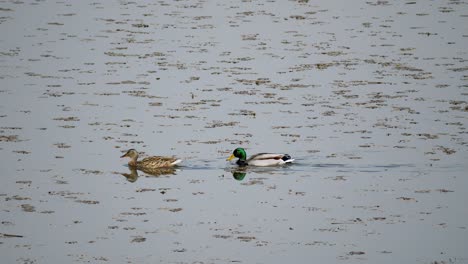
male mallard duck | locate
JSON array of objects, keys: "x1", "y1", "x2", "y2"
[
  {"x1": 121, "y1": 149, "x2": 182, "y2": 169},
  {"x1": 226, "y1": 147, "x2": 294, "y2": 167}
]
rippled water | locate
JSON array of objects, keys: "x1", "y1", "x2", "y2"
[{"x1": 1, "y1": 0, "x2": 467, "y2": 263}]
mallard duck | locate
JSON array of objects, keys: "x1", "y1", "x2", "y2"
[
  {"x1": 121, "y1": 149, "x2": 182, "y2": 169},
  {"x1": 226, "y1": 147, "x2": 294, "y2": 167}
]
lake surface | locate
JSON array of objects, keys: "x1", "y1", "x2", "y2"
[{"x1": 1, "y1": 0, "x2": 467, "y2": 263}]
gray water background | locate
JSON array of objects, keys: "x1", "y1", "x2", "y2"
[{"x1": 1, "y1": 1, "x2": 467, "y2": 263}]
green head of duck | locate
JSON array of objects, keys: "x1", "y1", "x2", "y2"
[
  {"x1": 227, "y1": 148, "x2": 247, "y2": 160},
  {"x1": 227, "y1": 148, "x2": 248, "y2": 166}
]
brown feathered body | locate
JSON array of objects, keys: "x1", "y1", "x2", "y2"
[
  {"x1": 121, "y1": 149, "x2": 182, "y2": 169},
  {"x1": 136, "y1": 156, "x2": 181, "y2": 169}
]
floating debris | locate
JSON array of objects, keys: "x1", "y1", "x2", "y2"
[
  {"x1": 21, "y1": 204, "x2": 36, "y2": 212},
  {"x1": 131, "y1": 236, "x2": 146, "y2": 243}
]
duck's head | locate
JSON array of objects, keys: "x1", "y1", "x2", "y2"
[
  {"x1": 227, "y1": 147, "x2": 247, "y2": 161},
  {"x1": 121, "y1": 149, "x2": 139, "y2": 159}
]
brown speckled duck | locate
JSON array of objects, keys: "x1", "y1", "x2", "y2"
[{"x1": 121, "y1": 149, "x2": 182, "y2": 169}]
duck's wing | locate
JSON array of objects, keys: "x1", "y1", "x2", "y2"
[
  {"x1": 248, "y1": 153, "x2": 286, "y2": 161},
  {"x1": 139, "y1": 156, "x2": 181, "y2": 167},
  {"x1": 247, "y1": 153, "x2": 294, "y2": 166}
]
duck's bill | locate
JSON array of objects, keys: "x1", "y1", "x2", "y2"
[
  {"x1": 226, "y1": 154, "x2": 235, "y2": 161},
  {"x1": 120, "y1": 153, "x2": 128, "y2": 158}
]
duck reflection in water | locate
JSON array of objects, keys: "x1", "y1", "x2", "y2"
[
  {"x1": 231, "y1": 167, "x2": 248, "y2": 181},
  {"x1": 232, "y1": 171, "x2": 247, "y2": 181},
  {"x1": 120, "y1": 166, "x2": 178, "y2": 183}
]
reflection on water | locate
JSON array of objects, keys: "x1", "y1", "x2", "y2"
[
  {"x1": 120, "y1": 167, "x2": 139, "y2": 183},
  {"x1": 229, "y1": 163, "x2": 295, "y2": 181},
  {"x1": 232, "y1": 171, "x2": 247, "y2": 181},
  {"x1": 119, "y1": 166, "x2": 178, "y2": 182},
  {"x1": 231, "y1": 170, "x2": 248, "y2": 181}
]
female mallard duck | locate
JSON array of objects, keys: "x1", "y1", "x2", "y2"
[
  {"x1": 121, "y1": 149, "x2": 182, "y2": 169},
  {"x1": 227, "y1": 147, "x2": 294, "y2": 167}
]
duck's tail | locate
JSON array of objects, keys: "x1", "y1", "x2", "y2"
[
  {"x1": 171, "y1": 159, "x2": 182, "y2": 166},
  {"x1": 282, "y1": 154, "x2": 294, "y2": 163}
]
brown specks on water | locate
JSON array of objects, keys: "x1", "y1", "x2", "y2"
[
  {"x1": 205, "y1": 121, "x2": 239, "y2": 128},
  {"x1": 241, "y1": 179, "x2": 264, "y2": 186},
  {"x1": 149, "y1": 102, "x2": 162, "y2": 107},
  {"x1": 16, "y1": 181, "x2": 32, "y2": 188},
  {"x1": 0, "y1": 135, "x2": 21, "y2": 142},
  {"x1": 1, "y1": 233, "x2": 23, "y2": 238},
  {"x1": 436, "y1": 146, "x2": 456, "y2": 155},
  {"x1": 348, "y1": 251, "x2": 365, "y2": 256},
  {"x1": 21, "y1": 204, "x2": 36, "y2": 212},
  {"x1": 135, "y1": 188, "x2": 156, "y2": 193},
  {"x1": 6, "y1": 195, "x2": 31, "y2": 201},
  {"x1": 326, "y1": 176, "x2": 347, "y2": 181},
  {"x1": 229, "y1": 109, "x2": 256, "y2": 117},
  {"x1": 120, "y1": 211, "x2": 146, "y2": 217},
  {"x1": 54, "y1": 142, "x2": 71, "y2": 149},
  {"x1": 53, "y1": 116, "x2": 79, "y2": 122},
  {"x1": 159, "y1": 207, "x2": 183, "y2": 213},
  {"x1": 213, "y1": 234, "x2": 231, "y2": 239},
  {"x1": 131, "y1": 236, "x2": 146, "y2": 243},
  {"x1": 435, "y1": 189, "x2": 454, "y2": 193},
  {"x1": 74, "y1": 169, "x2": 103, "y2": 175},
  {"x1": 12, "y1": 150, "x2": 30, "y2": 154},
  {"x1": 415, "y1": 189, "x2": 454, "y2": 194},
  {"x1": 75, "y1": 200, "x2": 99, "y2": 205},
  {"x1": 397, "y1": 197, "x2": 417, "y2": 202},
  {"x1": 237, "y1": 236, "x2": 256, "y2": 242}
]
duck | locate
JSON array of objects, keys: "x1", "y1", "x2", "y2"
[
  {"x1": 226, "y1": 147, "x2": 294, "y2": 167},
  {"x1": 121, "y1": 149, "x2": 182, "y2": 169}
]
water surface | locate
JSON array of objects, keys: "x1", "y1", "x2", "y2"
[{"x1": 1, "y1": 0, "x2": 467, "y2": 263}]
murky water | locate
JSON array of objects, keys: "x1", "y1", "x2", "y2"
[{"x1": 1, "y1": 0, "x2": 467, "y2": 263}]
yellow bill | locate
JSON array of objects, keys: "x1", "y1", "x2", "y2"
[{"x1": 226, "y1": 154, "x2": 235, "y2": 161}]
